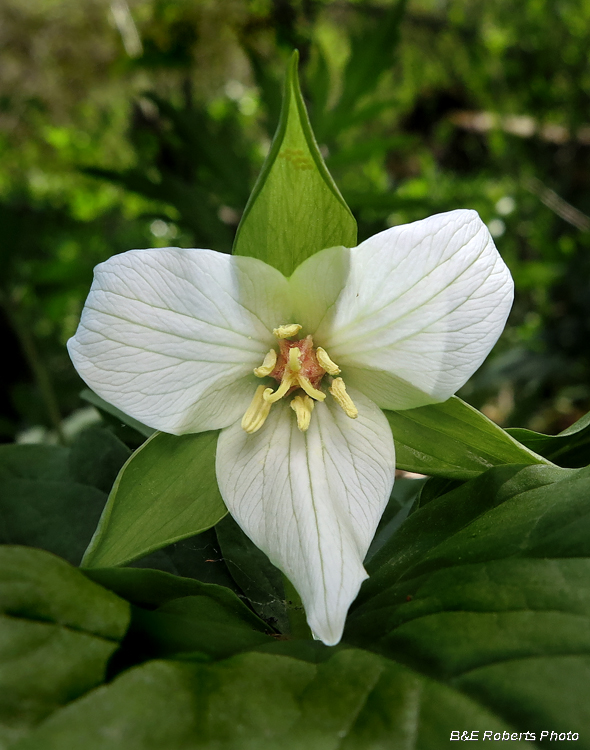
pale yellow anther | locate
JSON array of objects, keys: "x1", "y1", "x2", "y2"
[
  {"x1": 253, "y1": 348, "x2": 277, "y2": 377},
  {"x1": 273, "y1": 323, "x2": 302, "y2": 339},
  {"x1": 263, "y1": 377, "x2": 294, "y2": 404},
  {"x1": 316, "y1": 347, "x2": 341, "y2": 376},
  {"x1": 297, "y1": 375, "x2": 326, "y2": 401},
  {"x1": 288, "y1": 347, "x2": 301, "y2": 372},
  {"x1": 329, "y1": 377, "x2": 358, "y2": 419},
  {"x1": 241, "y1": 385, "x2": 272, "y2": 434},
  {"x1": 290, "y1": 395, "x2": 315, "y2": 432}
]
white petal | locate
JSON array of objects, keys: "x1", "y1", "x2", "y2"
[
  {"x1": 317, "y1": 210, "x2": 514, "y2": 410},
  {"x1": 216, "y1": 388, "x2": 395, "y2": 646},
  {"x1": 289, "y1": 245, "x2": 350, "y2": 335},
  {"x1": 68, "y1": 248, "x2": 291, "y2": 433}
]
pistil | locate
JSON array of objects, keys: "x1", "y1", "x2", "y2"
[{"x1": 243, "y1": 324, "x2": 358, "y2": 433}]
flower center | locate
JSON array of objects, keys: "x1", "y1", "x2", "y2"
[{"x1": 241, "y1": 324, "x2": 358, "y2": 434}]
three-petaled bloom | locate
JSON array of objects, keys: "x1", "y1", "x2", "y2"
[{"x1": 68, "y1": 209, "x2": 513, "y2": 645}]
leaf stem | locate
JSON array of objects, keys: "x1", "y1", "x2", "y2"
[{"x1": 282, "y1": 573, "x2": 312, "y2": 640}]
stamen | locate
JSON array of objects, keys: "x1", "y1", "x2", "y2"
[
  {"x1": 273, "y1": 324, "x2": 302, "y2": 339},
  {"x1": 316, "y1": 347, "x2": 341, "y2": 376},
  {"x1": 263, "y1": 377, "x2": 295, "y2": 404},
  {"x1": 242, "y1": 327, "x2": 347, "y2": 434},
  {"x1": 241, "y1": 385, "x2": 272, "y2": 434},
  {"x1": 253, "y1": 348, "x2": 277, "y2": 377},
  {"x1": 288, "y1": 347, "x2": 301, "y2": 372},
  {"x1": 290, "y1": 395, "x2": 314, "y2": 432},
  {"x1": 297, "y1": 375, "x2": 326, "y2": 401},
  {"x1": 329, "y1": 377, "x2": 358, "y2": 419}
]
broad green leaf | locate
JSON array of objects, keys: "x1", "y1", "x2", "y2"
[
  {"x1": 344, "y1": 464, "x2": 590, "y2": 738},
  {"x1": 0, "y1": 480, "x2": 105, "y2": 565},
  {"x1": 364, "y1": 477, "x2": 426, "y2": 566},
  {"x1": 68, "y1": 425, "x2": 131, "y2": 493},
  {"x1": 415, "y1": 476, "x2": 462, "y2": 508},
  {"x1": 455, "y1": 657, "x2": 590, "y2": 740},
  {"x1": 0, "y1": 444, "x2": 69, "y2": 482},
  {"x1": 84, "y1": 567, "x2": 250, "y2": 616},
  {"x1": 81, "y1": 431, "x2": 227, "y2": 569},
  {"x1": 0, "y1": 429, "x2": 129, "y2": 565},
  {"x1": 129, "y1": 528, "x2": 240, "y2": 592},
  {"x1": 233, "y1": 51, "x2": 357, "y2": 277},
  {"x1": 215, "y1": 514, "x2": 288, "y2": 632},
  {"x1": 358, "y1": 463, "x2": 574, "y2": 597},
  {"x1": 0, "y1": 546, "x2": 129, "y2": 639},
  {"x1": 13, "y1": 650, "x2": 523, "y2": 750},
  {"x1": 0, "y1": 547, "x2": 129, "y2": 746},
  {"x1": 385, "y1": 396, "x2": 552, "y2": 480},
  {"x1": 129, "y1": 595, "x2": 272, "y2": 662},
  {"x1": 506, "y1": 409, "x2": 590, "y2": 468},
  {"x1": 11, "y1": 455, "x2": 590, "y2": 747},
  {"x1": 84, "y1": 568, "x2": 271, "y2": 663}
]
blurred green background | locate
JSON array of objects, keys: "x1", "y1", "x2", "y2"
[{"x1": 3, "y1": 0, "x2": 590, "y2": 445}]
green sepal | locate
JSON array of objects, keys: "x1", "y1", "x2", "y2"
[
  {"x1": 81, "y1": 431, "x2": 227, "y2": 569},
  {"x1": 233, "y1": 51, "x2": 357, "y2": 276},
  {"x1": 385, "y1": 396, "x2": 552, "y2": 480}
]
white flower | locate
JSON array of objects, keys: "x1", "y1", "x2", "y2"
[{"x1": 68, "y1": 209, "x2": 513, "y2": 645}]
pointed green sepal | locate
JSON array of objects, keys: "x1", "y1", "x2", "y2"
[
  {"x1": 81, "y1": 431, "x2": 227, "y2": 569},
  {"x1": 233, "y1": 51, "x2": 357, "y2": 276}
]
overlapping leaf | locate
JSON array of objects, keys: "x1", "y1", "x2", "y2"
[
  {"x1": 0, "y1": 428, "x2": 130, "y2": 564},
  {"x1": 0, "y1": 547, "x2": 129, "y2": 747},
  {"x1": 345, "y1": 463, "x2": 590, "y2": 740},
  {"x1": 12, "y1": 650, "x2": 525, "y2": 750},
  {"x1": 507, "y1": 409, "x2": 590, "y2": 468}
]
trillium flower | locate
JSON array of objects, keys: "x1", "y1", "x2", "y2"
[{"x1": 68, "y1": 209, "x2": 513, "y2": 645}]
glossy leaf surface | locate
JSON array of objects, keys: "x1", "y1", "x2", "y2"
[{"x1": 0, "y1": 547, "x2": 129, "y2": 747}]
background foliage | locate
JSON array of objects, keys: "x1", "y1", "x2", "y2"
[{"x1": 3, "y1": 0, "x2": 590, "y2": 443}]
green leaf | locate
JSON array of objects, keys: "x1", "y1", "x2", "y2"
[
  {"x1": 13, "y1": 650, "x2": 524, "y2": 749},
  {"x1": 364, "y1": 477, "x2": 426, "y2": 565},
  {"x1": 0, "y1": 429, "x2": 129, "y2": 565},
  {"x1": 344, "y1": 463, "x2": 590, "y2": 737},
  {"x1": 233, "y1": 51, "x2": 357, "y2": 277},
  {"x1": 84, "y1": 567, "x2": 250, "y2": 616},
  {"x1": 0, "y1": 444, "x2": 69, "y2": 482},
  {"x1": 385, "y1": 396, "x2": 552, "y2": 480},
  {"x1": 215, "y1": 514, "x2": 288, "y2": 632},
  {"x1": 506, "y1": 409, "x2": 590, "y2": 467},
  {"x1": 84, "y1": 571, "x2": 272, "y2": 665},
  {"x1": 0, "y1": 547, "x2": 129, "y2": 746},
  {"x1": 68, "y1": 426, "x2": 132, "y2": 493},
  {"x1": 81, "y1": 431, "x2": 227, "y2": 569},
  {"x1": 129, "y1": 595, "x2": 272, "y2": 662},
  {"x1": 129, "y1": 528, "x2": 241, "y2": 592},
  {"x1": 358, "y1": 463, "x2": 573, "y2": 596}
]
